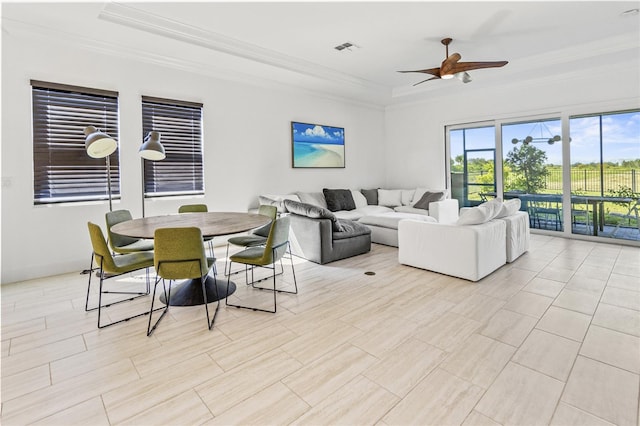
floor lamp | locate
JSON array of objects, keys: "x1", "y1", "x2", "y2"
[
  {"x1": 139, "y1": 131, "x2": 165, "y2": 217},
  {"x1": 84, "y1": 126, "x2": 117, "y2": 211}
]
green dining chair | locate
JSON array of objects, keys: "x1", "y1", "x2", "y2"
[
  {"x1": 178, "y1": 204, "x2": 215, "y2": 257},
  {"x1": 147, "y1": 227, "x2": 218, "y2": 336},
  {"x1": 224, "y1": 204, "x2": 278, "y2": 276},
  {"x1": 86, "y1": 222, "x2": 160, "y2": 329},
  {"x1": 106, "y1": 210, "x2": 154, "y2": 254},
  {"x1": 225, "y1": 216, "x2": 297, "y2": 313}
]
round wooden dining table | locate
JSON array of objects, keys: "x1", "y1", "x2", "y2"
[{"x1": 111, "y1": 212, "x2": 271, "y2": 307}]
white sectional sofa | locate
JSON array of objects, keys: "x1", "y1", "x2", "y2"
[
  {"x1": 257, "y1": 187, "x2": 459, "y2": 247},
  {"x1": 398, "y1": 197, "x2": 529, "y2": 281},
  {"x1": 398, "y1": 218, "x2": 507, "y2": 282}
]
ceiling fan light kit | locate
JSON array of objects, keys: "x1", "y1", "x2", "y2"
[{"x1": 399, "y1": 37, "x2": 508, "y2": 86}]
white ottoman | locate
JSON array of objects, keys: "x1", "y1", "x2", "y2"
[
  {"x1": 496, "y1": 211, "x2": 530, "y2": 262},
  {"x1": 359, "y1": 212, "x2": 436, "y2": 247}
]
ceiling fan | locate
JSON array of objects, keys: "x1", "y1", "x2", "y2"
[{"x1": 399, "y1": 38, "x2": 508, "y2": 86}]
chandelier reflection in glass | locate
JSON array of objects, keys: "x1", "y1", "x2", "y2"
[{"x1": 511, "y1": 121, "x2": 569, "y2": 145}]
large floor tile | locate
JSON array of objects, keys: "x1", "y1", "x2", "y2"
[
  {"x1": 206, "y1": 382, "x2": 308, "y2": 425},
  {"x1": 475, "y1": 362, "x2": 564, "y2": 425},
  {"x1": 291, "y1": 376, "x2": 398, "y2": 425},
  {"x1": 413, "y1": 311, "x2": 482, "y2": 352},
  {"x1": 512, "y1": 329, "x2": 580, "y2": 381},
  {"x1": 579, "y1": 325, "x2": 640, "y2": 374},
  {"x1": 562, "y1": 356, "x2": 639, "y2": 426},
  {"x1": 592, "y1": 303, "x2": 640, "y2": 337},
  {"x1": 600, "y1": 286, "x2": 640, "y2": 311},
  {"x1": 550, "y1": 402, "x2": 615, "y2": 426},
  {"x1": 479, "y1": 309, "x2": 538, "y2": 347},
  {"x1": 522, "y1": 277, "x2": 566, "y2": 298},
  {"x1": 503, "y1": 291, "x2": 554, "y2": 318},
  {"x1": 553, "y1": 288, "x2": 600, "y2": 315},
  {"x1": 383, "y1": 368, "x2": 484, "y2": 425},
  {"x1": 536, "y1": 306, "x2": 591, "y2": 342},
  {"x1": 363, "y1": 338, "x2": 446, "y2": 397},
  {"x1": 440, "y1": 333, "x2": 515, "y2": 388}
]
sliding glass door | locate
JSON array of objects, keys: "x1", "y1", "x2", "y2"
[
  {"x1": 447, "y1": 110, "x2": 638, "y2": 241},
  {"x1": 569, "y1": 111, "x2": 640, "y2": 241},
  {"x1": 501, "y1": 118, "x2": 564, "y2": 232},
  {"x1": 449, "y1": 126, "x2": 496, "y2": 207}
]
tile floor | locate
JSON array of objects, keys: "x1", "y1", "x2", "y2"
[{"x1": 1, "y1": 234, "x2": 639, "y2": 425}]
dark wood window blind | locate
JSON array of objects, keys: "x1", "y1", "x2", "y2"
[
  {"x1": 141, "y1": 96, "x2": 204, "y2": 197},
  {"x1": 32, "y1": 80, "x2": 120, "y2": 205}
]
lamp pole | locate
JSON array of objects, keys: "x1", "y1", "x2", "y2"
[
  {"x1": 84, "y1": 126, "x2": 117, "y2": 212},
  {"x1": 139, "y1": 131, "x2": 165, "y2": 217}
]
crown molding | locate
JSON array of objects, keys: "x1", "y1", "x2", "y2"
[
  {"x1": 98, "y1": 2, "x2": 388, "y2": 94},
  {"x1": 2, "y1": 16, "x2": 388, "y2": 110}
]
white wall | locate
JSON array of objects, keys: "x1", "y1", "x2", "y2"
[
  {"x1": 1, "y1": 34, "x2": 386, "y2": 284},
  {"x1": 384, "y1": 63, "x2": 640, "y2": 190}
]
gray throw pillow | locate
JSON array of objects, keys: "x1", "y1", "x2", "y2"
[
  {"x1": 413, "y1": 191, "x2": 445, "y2": 210},
  {"x1": 323, "y1": 188, "x2": 356, "y2": 212},
  {"x1": 283, "y1": 200, "x2": 343, "y2": 232},
  {"x1": 361, "y1": 188, "x2": 378, "y2": 205}
]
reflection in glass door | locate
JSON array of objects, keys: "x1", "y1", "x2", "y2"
[
  {"x1": 450, "y1": 126, "x2": 496, "y2": 207},
  {"x1": 502, "y1": 119, "x2": 564, "y2": 232}
]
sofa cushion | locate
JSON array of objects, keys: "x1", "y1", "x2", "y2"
[
  {"x1": 378, "y1": 189, "x2": 402, "y2": 207},
  {"x1": 401, "y1": 189, "x2": 416, "y2": 206},
  {"x1": 361, "y1": 188, "x2": 378, "y2": 205},
  {"x1": 323, "y1": 188, "x2": 356, "y2": 212},
  {"x1": 332, "y1": 219, "x2": 371, "y2": 240},
  {"x1": 351, "y1": 190, "x2": 368, "y2": 208},
  {"x1": 412, "y1": 188, "x2": 449, "y2": 206},
  {"x1": 258, "y1": 194, "x2": 301, "y2": 213},
  {"x1": 283, "y1": 200, "x2": 343, "y2": 232},
  {"x1": 296, "y1": 191, "x2": 328, "y2": 209},
  {"x1": 496, "y1": 198, "x2": 522, "y2": 218},
  {"x1": 456, "y1": 198, "x2": 503, "y2": 225},
  {"x1": 413, "y1": 191, "x2": 445, "y2": 210},
  {"x1": 333, "y1": 205, "x2": 394, "y2": 221},
  {"x1": 359, "y1": 212, "x2": 436, "y2": 229},
  {"x1": 393, "y1": 205, "x2": 431, "y2": 216}
]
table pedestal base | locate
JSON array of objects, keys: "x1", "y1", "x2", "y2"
[{"x1": 159, "y1": 276, "x2": 236, "y2": 306}]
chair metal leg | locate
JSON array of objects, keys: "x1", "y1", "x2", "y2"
[
  {"x1": 202, "y1": 269, "x2": 220, "y2": 330},
  {"x1": 224, "y1": 243, "x2": 297, "y2": 314},
  {"x1": 92, "y1": 261, "x2": 161, "y2": 330},
  {"x1": 147, "y1": 276, "x2": 171, "y2": 336}
]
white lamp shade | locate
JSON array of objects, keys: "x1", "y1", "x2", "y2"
[
  {"x1": 139, "y1": 131, "x2": 165, "y2": 161},
  {"x1": 84, "y1": 126, "x2": 117, "y2": 158}
]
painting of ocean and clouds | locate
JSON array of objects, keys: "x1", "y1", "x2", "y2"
[{"x1": 292, "y1": 121, "x2": 345, "y2": 168}]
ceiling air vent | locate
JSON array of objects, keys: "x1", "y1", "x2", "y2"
[{"x1": 334, "y1": 42, "x2": 360, "y2": 52}]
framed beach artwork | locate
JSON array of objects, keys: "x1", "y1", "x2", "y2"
[{"x1": 291, "y1": 121, "x2": 345, "y2": 168}]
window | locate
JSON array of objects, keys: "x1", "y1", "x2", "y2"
[
  {"x1": 141, "y1": 96, "x2": 204, "y2": 197},
  {"x1": 32, "y1": 81, "x2": 119, "y2": 205}
]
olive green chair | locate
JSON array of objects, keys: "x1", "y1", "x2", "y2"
[
  {"x1": 148, "y1": 227, "x2": 218, "y2": 336},
  {"x1": 224, "y1": 204, "x2": 278, "y2": 276},
  {"x1": 178, "y1": 204, "x2": 215, "y2": 256},
  {"x1": 86, "y1": 222, "x2": 160, "y2": 329},
  {"x1": 225, "y1": 216, "x2": 297, "y2": 313},
  {"x1": 106, "y1": 210, "x2": 154, "y2": 254}
]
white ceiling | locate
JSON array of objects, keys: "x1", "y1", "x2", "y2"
[{"x1": 3, "y1": 1, "x2": 639, "y2": 106}]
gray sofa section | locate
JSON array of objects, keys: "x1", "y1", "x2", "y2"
[{"x1": 284, "y1": 200, "x2": 371, "y2": 264}]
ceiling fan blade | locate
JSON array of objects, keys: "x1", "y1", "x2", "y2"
[
  {"x1": 397, "y1": 67, "x2": 441, "y2": 77},
  {"x1": 450, "y1": 61, "x2": 508, "y2": 74},
  {"x1": 413, "y1": 76, "x2": 440, "y2": 86}
]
